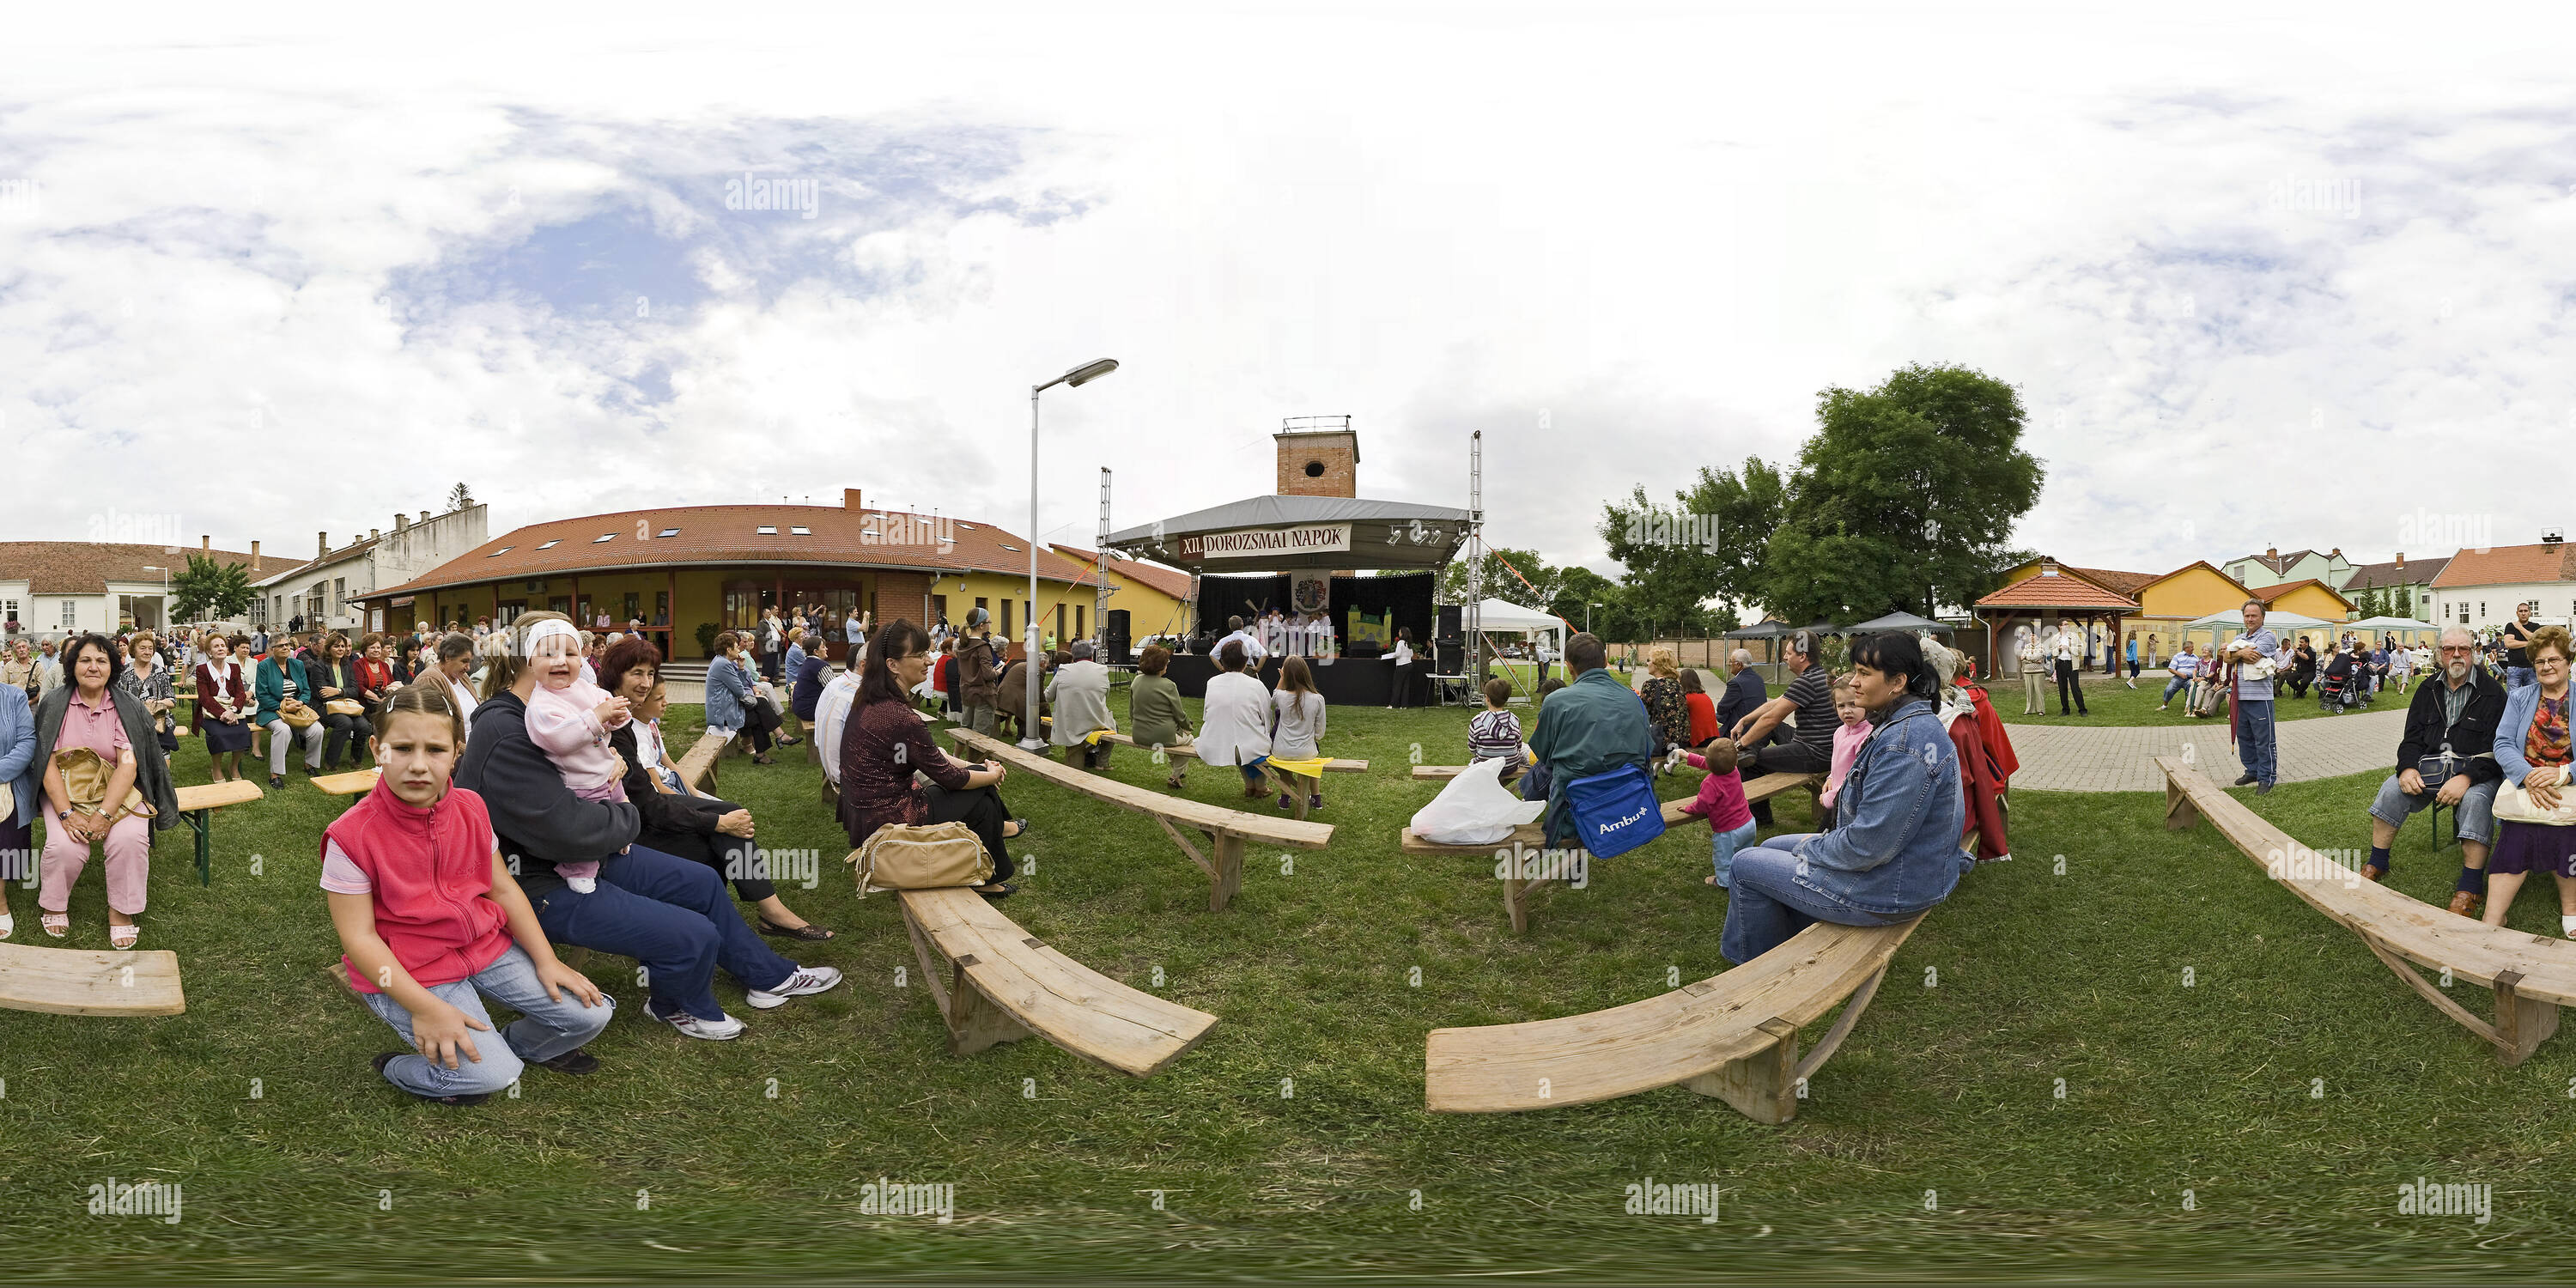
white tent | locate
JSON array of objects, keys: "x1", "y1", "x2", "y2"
[
  {"x1": 2178, "y1": 607, "x2": 2336, "y2": 654},
  {"x1": 1470, "y1": 597, "x2": 1566, "y2": 694},
  {"x1": 2348, "y1": 615, "x2": 2443, "y2": 644}
]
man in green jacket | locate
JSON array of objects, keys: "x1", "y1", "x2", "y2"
[{"x1": 1527, "y1": 633, "x2": 1657, "y2": 848}]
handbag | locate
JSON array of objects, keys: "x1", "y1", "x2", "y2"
[
  {"x1": 325, "y1": 698, "x2": 366, "y2": 717},
  {"x1": 1561, "y1": 762, "x2": 1667, "y2": 860},
  {"x1": 52, "y1": 748, "x2": 155, "y2": 826},
  {"x1": 2494, "y1": 774, "x2": 2576, "y2": 826},
  {"x1": 278, "y1": 698, "x2": 319, "y2": 728},
  {"x1": 846, "y1": 821, "x2": 993, "y2": 896}
]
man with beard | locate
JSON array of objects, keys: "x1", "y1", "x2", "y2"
[{"x1": 2361, "y1": 625, "x2": 2507, "y2": 916}]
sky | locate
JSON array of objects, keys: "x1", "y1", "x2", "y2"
[{"x1": 3, "y1": 2, "x2": 2572, "y2": 591}]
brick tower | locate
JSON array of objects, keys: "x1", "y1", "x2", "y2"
[{"x1": 1275, "y1": 417, "x2": 1358, "y2": 498}]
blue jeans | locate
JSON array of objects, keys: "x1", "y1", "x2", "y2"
[
  {"x1": 361, "y1": 943, "x2": 617, "y2": 1098},
  {"x1": 1708, "y1": 817, "x2": 1759, "y2": 889},
  {"x1": 532, "y1": 845, "x2": 797, "y2": 1022},
  {"x1": 2236, "y1": 699, "x2": 2277, "y2": 785},
  {"x1": 1722, "y1": 835, "x2": 1923, "y2": 963},
  {"x1": 2160, "y1": 675, "x2": 2191, "y2": 705}
]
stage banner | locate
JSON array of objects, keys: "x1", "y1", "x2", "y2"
[
  {"x1": 1291, "y1": 573, "x2": 1331, "y2": 614},
  {"x1": 1181, "y1": 524, "x2": 1352, "y2": 562}
]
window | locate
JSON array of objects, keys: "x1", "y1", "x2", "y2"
[
  {"x1": 1055, "y1": 603, "x2": 1066, "y2": 647},
  {"x1": 592, "y1": 533, "x2": 614, "y2": 544},
  {"x1": 537, "y1": 539, "x2": 560, "y2": 550},
  {"x1": 789, "y1": 526, "x2": 811, "y2": 536},
  {"x1": 487, "y1": 546, "x2": 512, "y2": 556},
  {"x1": 653, "y1": 591, "x2": 669, "y2": 624},
  {"x1": 975, "y1": 597, "x2": 987, "y2": 613},
  {"x1": 1000, "y1": 599, "x2": 1013, "y2": 641},
  {"x1": 1075, "y1": 605, "x2": 1084, "y2": 641},
  {"x1": 1, "y1": 598, "x2": 15, "y2": 627},
  {"x1": 999, "y1": 544, "x2": 1019, "y2": 552},
  {"x1": 334, "y1": 578, "x2": 346, "y2": 616},
  {"x1": 61, "y1": 599, "x2": 77, "y2": 627},
  {"x1": 756, "y1": 526, "x2": 778, "y2": 535},
  {"x1": 658, "y1": 527, "x2": 680, "y2": 538}
]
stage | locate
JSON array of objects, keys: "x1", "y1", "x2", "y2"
[{"x1": 1162, "y1": 653, "x2": 1430, "y2": 706}]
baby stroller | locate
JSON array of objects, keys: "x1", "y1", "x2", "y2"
[{"x1": 2318, "y1": 655, "x2": 2365, "y2": 714}]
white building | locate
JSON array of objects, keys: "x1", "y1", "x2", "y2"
[
  {"x1": 255, "y1": 502, "x2": 489, "y2": 635},
  {"x1": 0, "y1": 536, "x2": 270, "y2": 641},
  {"x1": 2428, "y1": 535, "x2": 2576, "y2": 630}
]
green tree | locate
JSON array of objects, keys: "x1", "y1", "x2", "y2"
[
  {"x1": 1440, "y1": 545, "x2": 1558, "y2": 611},
  {"x1": 170, "y1": 552, "x2": 254, "y2": 622},
  {"x1": 1548, "y1": 566, "x2": 1649, "y2": 641},
  {"x1": 1599, "y1": 458, "x2": 1785, "y2": 630},
  {"x1": 1761, "y1": 363, "x2": 2043, "y2": 626}
]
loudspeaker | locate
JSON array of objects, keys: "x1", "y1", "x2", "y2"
[
  {"x1": 1437, "y1": 605, "x2": 1461, "y2": 638},
  {"x1": 1105, "y1": 610, "x2": 1132, "y2": 665}
]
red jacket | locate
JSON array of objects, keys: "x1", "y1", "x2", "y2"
[
  {"x1": 1944, "y1": 705, "x2": 2011, "y2": 862},
  {"x1": 194, "y1": 661, "x2": 249, "y2": 729},
  {"x1": 326, "y1": 781, "x2": 513, "y2": 993},
  {"x1": 1684, "y1": 691, "x2": 1719, "y2": 747}
]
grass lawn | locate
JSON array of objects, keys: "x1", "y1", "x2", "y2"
[
  {"x1": 3, "y1": 690, "x2": 2567, "y2": 1282},
  {"x1": 1996, "y1": 668, "x2": 2377, "y2": 726}
]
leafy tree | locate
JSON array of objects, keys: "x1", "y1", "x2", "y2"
[
  {"x1": 1599, "y1": 458, "x2": 1786, "y2": 626},
  {"x1": 170, "y1": 552, "x2": 254, "y2": 622},
  {"x1": 448, "y1": 482, "x2": 474, "y2": 512},
  {"x1": 1549, "y1": 566, "x2": 1648, "y2": 641},
  {"x1": 1440, "y1": 545, "x2": 1558, "y2": 611},
  {"x1": 1760, "y1": 363, "x2": 2043, "y2": 625}
]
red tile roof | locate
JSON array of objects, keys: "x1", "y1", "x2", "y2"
[
  {"x1": 1975, "y1": 568, "x2": 2139, "y2": 611},
  {"x1": 361, "y1": 503, "x2": 1100, "y2": 604},
  {"x1": 0, "y1": 541, "x2": 264, "y2": 595},
  {"x1": 2342, "y1": 555, "x2": 2451, "y2": 590},
  {"x1": 2063, "y1": 565, "x2": 2160, "y2": 598},
  {"x1": 2430, "y1": 542, "x2": 2576, "y2": 589}
]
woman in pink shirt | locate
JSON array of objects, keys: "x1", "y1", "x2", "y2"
[{"x1": 31, "y1": 635, "x2": 179, "y2": 947}]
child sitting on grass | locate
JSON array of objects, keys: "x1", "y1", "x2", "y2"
[
  {"x1": 322, "y1": 681, "x2": 613, "y2": 1107},
  {"x1": 1816, "y1": 673, "x2": 1874, "y2": 829},
  {"x1": 1467, "y1": 677, "x2": 1526, "y2": 782},
  {"x1": 1677, "y1": 736, "x2": 1755, "y2": 889}
]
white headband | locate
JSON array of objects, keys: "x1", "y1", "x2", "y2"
[{"x1": 517, "y1": 618, "x2": 582, "y2": 659}]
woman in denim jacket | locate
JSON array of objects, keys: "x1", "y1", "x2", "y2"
[{"x1": 1721, "y1": 632, "x2": 1975, "y2": 963}]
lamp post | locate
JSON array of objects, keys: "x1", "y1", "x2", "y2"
[{"x1": 1025, "y1": 357, "x2": 1120, "y2": 749}]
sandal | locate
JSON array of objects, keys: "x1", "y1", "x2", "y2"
[
  {"x1": 1000, "y1": 818, "x2": 1030, "y2": 840},
  {"x1": 975, "y1": 882, "x2": 1016, "y2": 899},
  {"x1": 42, "y1": 912, "x2": 70, "y2": 939},
  {"x1": 757, "y1": 918, "x2": 835, "y2": 941},
  {"x1": 109, "y1": 922, "x2": 139, "y2": 951}
]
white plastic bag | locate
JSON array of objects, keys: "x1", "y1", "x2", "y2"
[{"x1": 1411, "y1": 756, "x2": 1545, "y2": 846}]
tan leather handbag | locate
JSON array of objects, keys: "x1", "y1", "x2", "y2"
[
  {"x1": 278, "y1": 698, "x2": 319, "y2": 728},
  {"x1": 847, "y1": 822, "x2": 992, "y2": 897},
  {"x1": 52, "y1": 748, "x2": 155, "y2": 826},
  {"x1": 325, "y1": 698, "x2": 366, "y2": 717}
]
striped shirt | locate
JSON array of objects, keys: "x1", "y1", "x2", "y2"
[{"x1": 1468, "y1": 708, "x2": 1523, "y2": 762}]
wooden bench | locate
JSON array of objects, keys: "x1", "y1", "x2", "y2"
[
  {"x1": 1425, "y1": 913, "x2": 1922, "y2": 1122},
  {"x1": 0, "y1": 940, "x2": 187, "y2": 1017},
  {"x1": 944, "y1": 724, "x2": 1331, "y2": 912},
  {"x1": 312, "y1": 768, "x2": 380, "y2": 796},
  {"x1": 896, "y1": 885, "x2": 1217, "y2": 1075},
  {"x1": 674, "y1": 731, "x2": 726, "y2": 793},
  {"x1": 2159, "y1": 754, "x2": 2576, "y2": 1065},
  {"x1": 1400, "y1": 772, "x2": 1825, "y2": 932},
  {"x1": 1098, "y1": 731, "x2": 1365, "y2": 773},
  {"x1": 173, "y1": 780, "x2": 264, "y2": 886}
]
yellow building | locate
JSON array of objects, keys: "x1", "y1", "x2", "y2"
[
  {"x1": 1048, "y1": 544, "x2": 1196, "y2": 644},
  {"x1": 1997, "y1": 557, "x2": 2269, "y2": 663},
  {"x1": 2250, "y1": 577, "x2": 2356, "y2": 626}
]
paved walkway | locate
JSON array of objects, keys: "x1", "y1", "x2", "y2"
[{"x1": 2008, "y1": 708, "x2": 2403, "y2": 793}]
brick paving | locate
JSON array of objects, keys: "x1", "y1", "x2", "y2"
[{"x1": 2008, "y1": 708, "x2": 2404, "y2": 793}]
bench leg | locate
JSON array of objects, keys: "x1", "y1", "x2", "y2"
[
  {"x1": 2494, "y1": 969, "x2": 2560, "y2": 1067},
  {"x1": 1210, "y1": 833, "x2": 1244, "y2": 913},
  {"x1": 185, "y1": 811, "x2": 211, "y2": 886},
  {"x1": 1503, "y1": 875, "x2": 1529, "y2": 933},
  {"x1": 1682, "y1": 1017, "x2": 1802, "y2": 1125},
  {"x1": 2164, "y1": 778, "x2": 2200, "y2": 830},
  {"x1": 945, "y1": 957, "x2": 1033, "y2": 1055}
]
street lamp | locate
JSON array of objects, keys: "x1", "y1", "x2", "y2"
[{"x1": 1024, "y1": 357, "x2": 1120, "y2": 749}]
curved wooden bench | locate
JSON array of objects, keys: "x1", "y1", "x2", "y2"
[
  {"x1": 897, "y1": 885, "x2": 1216, "y2": 1076},
  {"x1": 1400, "y1": 772, "x2": 1823, "y2": 932},
  {"x1": 674, "y1": 732, "x2": 725, "y2": 793},
  {"x1": 0, "y1": 940, "x2": 186, "y2": 1017},
  {"x1": 2159, "y1": 754, "x2": 2575, "y2": 1065},
  {"x1": 944, "y1": 724, "x2": 1330, "y2": 912},
  {"x1": 173, "y1": 779, "x2": 264, "y2": 886},
  {"x1": 1099, "y1": 732, "x2": 1365, "y2": 773},
  {"x1": 1425, "y1": 914, "x2": 1921, "y2": 1121}
]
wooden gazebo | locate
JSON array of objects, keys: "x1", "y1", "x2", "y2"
[{"x1": 1972, "y1": 562, "x2": 2142, "y2": 671}]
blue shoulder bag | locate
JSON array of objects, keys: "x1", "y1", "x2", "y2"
[{"x1": 1562, "y1": 762, "x2": 1665, "y2": 860}]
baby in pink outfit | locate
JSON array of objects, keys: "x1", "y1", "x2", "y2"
[{"x1": 524, "y1": 624, "x2": 632, "y2": 893}]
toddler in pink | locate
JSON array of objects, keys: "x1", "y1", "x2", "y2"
[
  {"x1": 1678, "y1": 737, "x2": 1756, "y2": 889},
  {"x1": 1817, "y1": 674, "x2": 1874, "y2": 817},
  {"x1": 523, "y1": 623, "x2": 631, "y2": 892}
]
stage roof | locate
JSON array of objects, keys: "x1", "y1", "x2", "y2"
[{"x1": 1103, "y1": 495, "x2": 1472, "y2": 572}]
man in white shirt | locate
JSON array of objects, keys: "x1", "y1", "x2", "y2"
[
  {"x1": 815, "y1": 666, "x2": 863, "y2": 791},
  {"x1": 1215, "y1": 615, "x2": 1268, "y2": 665},
  {"x1": 2049, "y1": 621, "x2": 2087, "y2": 715}
]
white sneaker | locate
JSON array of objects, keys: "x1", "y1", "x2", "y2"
[
  {"x1": 645, "y1": 1002, "x2": 744, "y2": 1040},
  {"x1": 746, "y1": 965, "x2": 845, "y2": 1010}
]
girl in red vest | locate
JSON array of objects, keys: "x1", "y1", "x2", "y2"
[{"x1": 322, "y1": 682, "x2": 613, "y2": 1105}]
